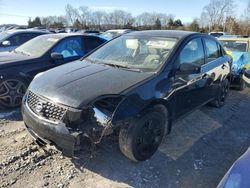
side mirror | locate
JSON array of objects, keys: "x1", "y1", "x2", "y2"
[
  {"x1": 2, "y1": 40, "x2": 11, "y2": 46},
  {"x1": 243, "y1": 69, "x2": 250, "y2": 88},
  {"x1": 51, "y1": 52, "x2": 64, "y2": 62},
  {"x1": 178, "y1": 63, "x2": 201, "y2": 74}
]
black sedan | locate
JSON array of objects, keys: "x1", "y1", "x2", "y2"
[
  {"x1": 0, "y1": 33, "x2": 107, "y2": 108},
  {"x1": 22, "y1": 30, "x2": 232, "y2": 161}
]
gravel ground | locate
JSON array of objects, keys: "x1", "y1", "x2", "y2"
[{"x1": 0, "y1": 88, "x2": 250, "y2": 188}]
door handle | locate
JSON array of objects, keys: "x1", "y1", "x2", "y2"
[
  {"x1": 222, "y1": 64, "x2": 227, "y2": 69},
  {"x1": 202, "y1": 73, "x2": 209, "y2": 79}
]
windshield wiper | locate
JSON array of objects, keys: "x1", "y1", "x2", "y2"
[
  {"x1": 12, "y1": 49, "x2": 30, "y2": 56},
  {"x1": 20, "y1": 50, "x2": 31, "y2": 56},
  {"x1": 84, "y1": 58, "x2": 95, "y2": 64},
  {"x1": 101, "y1": 63, "x2": 142, "y2": 72}
]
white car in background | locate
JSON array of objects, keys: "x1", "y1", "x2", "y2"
[
  {"x1": 209, "y1": 32, "x2": 230, "y2": 38},
  {"x1": 0, "y1": 30, "x2": 49, "y2": 52},
  {"x1": 100, "y1": 29, "x2": 132, "y2": 40}
]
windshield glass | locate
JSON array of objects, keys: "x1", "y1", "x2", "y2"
[
  {"x1": 13, "y1": 35, "x2": 59, "y2": 57},
  {"x1": 0, "y1": 31, "x2": 10, "y2": 41},
  {"x1": 86, "y1": 35, "x2": 177, "y2": 72},
  {"x1": 220, "y1": 40, "x2": 248, "y2": 52}
]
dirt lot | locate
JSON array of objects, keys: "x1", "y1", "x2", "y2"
[{"x1": 0, "y1": 88, "x2": 250, "y2": 188}]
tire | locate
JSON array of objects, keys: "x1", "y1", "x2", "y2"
[
  {"x1": 119, "y1": 110, "x2": 166, "y2": 162},
  {"x1": 0, "y1": 76, "x2": 28, "y2": 108},
  {"x1": 209, "y1": 78, "x2": 230, "y2": 108},
  {"x1": 238, "y1": 78, "x2": 246, "y2": 91}
]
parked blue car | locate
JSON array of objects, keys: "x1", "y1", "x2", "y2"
[{"x1": 218, "y1": 146, "x2": 250, "y2": 188}]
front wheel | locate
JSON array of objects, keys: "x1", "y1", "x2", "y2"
[
  {"x1": 0, "y1": 77, "x2": 28, "y2": 108},
  {"x1": 119, "y1": 110, "x2": 166, "y2": 162}
]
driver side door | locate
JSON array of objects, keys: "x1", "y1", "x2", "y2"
[
  {"x1": 26, "y1": 37, "x2": 85, "y2": 78},
  {"x1": 172, "y1": 37, "x2": 209, "y2": 119},
  {"x1": 51, "y1": 36, "x2": 85, "y2": 63}
]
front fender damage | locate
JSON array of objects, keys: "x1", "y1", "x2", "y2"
[
  {"x1": 56, "y1": 95, "x2": 149, "y2": 156},
  {"x1": 63, "y1": 96, "x2": 125, "y2": 154}
]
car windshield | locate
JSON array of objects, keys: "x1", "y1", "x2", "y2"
[
  {"x1": 13, "y1": 35, "x2": 59, "y2": 57},
  {"x1": 0, "y1": 31, "x2": 10, "y2": 41},
  {"x1": 85, "y1": 35, "x2": 177, "y2": 72},
  {"x1": 220, "y1": 40, "x2": 248, "y2": 52}
]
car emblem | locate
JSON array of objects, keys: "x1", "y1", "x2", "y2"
[{"x1": 35, "y1": 101, "x2": 44, "y2": 113}]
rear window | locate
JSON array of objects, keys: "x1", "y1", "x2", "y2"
[{"x1": 204, "y1": 39, "x2": 221, "y2": 62}]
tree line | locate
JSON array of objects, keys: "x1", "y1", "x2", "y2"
[{"x1": 28, "y1": 0, "x2": 250, "y2": 35}]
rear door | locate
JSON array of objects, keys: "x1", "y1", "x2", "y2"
[{"x1": 201, "y1": 37, "x2": 230, "y2": 100}]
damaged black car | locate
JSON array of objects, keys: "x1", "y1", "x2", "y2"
[{"x1": 22, "y1": 30, "x2": 232, "y2": 162}]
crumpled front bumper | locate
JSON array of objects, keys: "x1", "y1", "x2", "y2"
[{"x1": 22, "y1": 102, "x2": 80, "y2": 157}]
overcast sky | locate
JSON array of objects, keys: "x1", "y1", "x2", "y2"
[{"x1": 0, "y1": 0, "x2": 248, "y2": 25}]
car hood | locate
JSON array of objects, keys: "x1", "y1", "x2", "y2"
[
  {"x1": 226, "y1": 51, "x2": 250, "y2": 74},
  {"x1": 0, "y1": 52, "x2": 32, "y2": 67},
  {"x1": 29, "y1": 60, "x2": 154, "y2": 108}
]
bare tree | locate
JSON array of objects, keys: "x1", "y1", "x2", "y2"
[
  {"x1": 238, "y1": 0, "x2": 250, "y2": 35},
  {"x1": 200, "y1": 0, "x2": 235, "y2": 31},
  {"x1": 92, "y1": 11, "x2": 106, "y2": 29},
  {"x1": 243, "y1": 0, "x2": 250, "y2": 22},
  {"x1": 65, "y1": 4, "x2": 79, "y2": 26},
  {"x1": 78, "y1": 6, "x2": 90, "y2": 27},
  {"x1": 41, "y1": 16, "x2": 67, "y2": 28}
]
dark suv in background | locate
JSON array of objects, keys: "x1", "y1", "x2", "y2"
[
  {"x1": 0, "y1": 33, "x2": 107, "y2": 108},
  {"x1": 22, "y1": 30, "x2": 232, "y2": 162}
]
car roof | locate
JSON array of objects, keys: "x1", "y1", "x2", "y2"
[
  {"x1": 125, "y1": 30, "x2": 197, "y2": 39},
  {"x1": 218, "y1": 37, "x2": 250, "y2": 42},
  {"x1": 37, "y1": 33, "x2": 101, "y2": 40},
  {"x1": 7, "y1": 29, "x2": 50, "y2": 34}
]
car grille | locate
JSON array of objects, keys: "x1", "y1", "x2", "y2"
[{"x1": 26, "y1": 91, "x2": 67, "y2": 123}]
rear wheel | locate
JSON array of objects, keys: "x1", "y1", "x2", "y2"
[
  {"x1": 209, "y1": 78, "x2": 229, "y2": 108},
  {"x1": 0, "y1": 77, "x2": 28, "y2": 108},
  {"x1": 238, "y1": 78, "x2": 246, "y2": 91},
  {"x1": 119, "y1": 110, "x2": 166, "y2": 162}
]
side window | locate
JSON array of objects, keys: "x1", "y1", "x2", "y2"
[
  {"x1": 7, "y1": 33, "x2": 39, "y2": 46},
  {"x1": 204, "y1": 38, "x2": 220, "y2": 62},
  {"x1": 19, "y1": 33, "x2": 40, "y2": 44},
  {"x1": 84, "y1": 37, "x2": 105, "y2": 53},
  {"x1": 179, "y1": 38, "x2": 205, "y2": 65},
  {"x1": 52, "y1": 37, "x2": 84, "y2": 59},
  {"x1": 7, "y1": 34, "x2": 21, "y2": 46}
]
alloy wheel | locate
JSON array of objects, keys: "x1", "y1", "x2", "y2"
[
  {"x1": 0, "y1": 79, "x2": 27, "y2": 108},
  {"x1": 135, "y1": 118, "x2": 163, "y2": 157}
]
